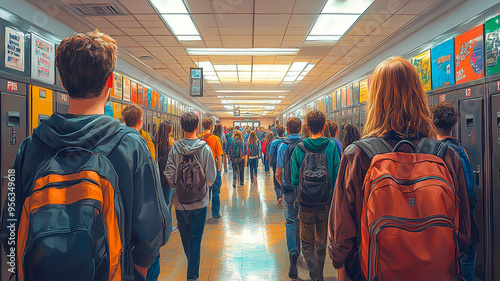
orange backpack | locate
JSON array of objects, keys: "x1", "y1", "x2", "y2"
[{"x1": 354, "y1": 138, "x2": 460, "y2": 281}]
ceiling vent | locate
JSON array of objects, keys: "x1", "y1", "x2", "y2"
[{"x1": 69, "y1": 3, "x2": 127, "y2": 16}]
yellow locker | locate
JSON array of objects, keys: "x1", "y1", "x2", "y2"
[
  {"x1": 31, "y1": 85, "x2": 54, "y2": 133},
  {"x1": 112, "y1": 102, "x2": 123, "y2": 120}
]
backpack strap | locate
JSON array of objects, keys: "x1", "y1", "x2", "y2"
[
  {"x1": 297, "y1": 140, "x2": 329, "y2": 154},
  {"x1": 353, "y1": 138, "x2": 392, "y2": 159},
  {"x1": 415, "y1": 137, "x2": 448, "y2": 159},
  {"x1": 94, "y1": 129, "x2": 136, "y2": 158}
]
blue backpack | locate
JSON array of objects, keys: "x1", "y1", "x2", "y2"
[
  {"x1": 444, "y1": 141, "x2": 476, "y2": 210},
  {"x1": 248, "y1": 142, "x2": 260, "y2": 157},
  {"x1": 269, "y1": 138, "x2": 284, "y2": 166},
  {"x1": 231, "y1": 139, "x2": 243, "y2": 160},
  {"x1": 281, "y1": 137, "x2": 302, "y2": 194}
]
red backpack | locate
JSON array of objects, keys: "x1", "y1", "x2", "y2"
[{"x1": 354, "y1": 138, "x2": 460, "y2": 281}]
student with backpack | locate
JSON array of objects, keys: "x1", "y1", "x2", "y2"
[
  {"x1": 268, "y1": 125, "x2": 286, "y2": 206},
  {"x1": 342, "y1": 124, "x2": 361, "y2": 149},
  {"x1": 329, "y1": 57, "x2": 471, "y2": 281},
  {"x1": 262, "y1": 132, "x2": 274, "y2": 176},
  {"x1": 229, "y1": 130, "x2": 246, "y2": 188},
  {"x1": 327, "y1": 120, "x2": 343, "y2": 157},
  {"x1": 198, "y1": 118, "x2": 223, "y2": 219},
  {"x1": 1, "y1": 30, "x2": 171, "y2": 281},
  {"x1": 122, "y1": 104, "x2": 156, "y2": 161},
  {"x1": 431, "y1": 103, "x2": 479, "y2": 281},
  {"x1": 165, "y1": 112, "x2": 216, "y2": 281},
  {"x1": 275, "y1": 117, "x2": 303, "y2": 279},
  {"x1": 215, "y1": 124, "x2": 228, "y2": 173},
  {"x1": 246, "y1": 131, "x2": 261, "y2": 184},
  {"x1": 291, "y1": 111, "x2": 340, "y2": 281}
]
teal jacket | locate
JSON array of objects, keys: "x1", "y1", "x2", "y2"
[{"x1": 291, "y1": 137, "x2": 341, "y2": 192}]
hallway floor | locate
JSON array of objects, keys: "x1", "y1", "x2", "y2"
[{"x1": 158, "y1": 162, "x2": 338, "y2": 281}]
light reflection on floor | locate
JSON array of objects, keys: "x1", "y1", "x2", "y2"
[{"x1": 158, "y1": 162, "x2": 339, "y2": 281}]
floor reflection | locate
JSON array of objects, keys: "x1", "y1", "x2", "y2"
[{"x1": 158, "y1": 162, "x2": 338, "y2": 281}]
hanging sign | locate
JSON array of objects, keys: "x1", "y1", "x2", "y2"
[{"x1": 190, "y1": 67, "x2": 203, "y2": 96}]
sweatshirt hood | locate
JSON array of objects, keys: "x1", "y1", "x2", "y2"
[
  {"x1": 173, "y1": 138, "x2": 207, "y2": 155},
  {"x1": 33, "y1": 113, "x2": 132, "y2": 151},
  {"x1": 303, "y1": 137, "x2": 330, "y2": 151}
]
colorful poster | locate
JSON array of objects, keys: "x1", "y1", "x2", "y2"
[
  {"x1": 105, "y1": 101, "x2": 113, "y2": 117},
  {"x1": 352, "y1": 82, "x2": 360, "y2": 105},
  {"x1": 123, "y1": 77, "x2": 131, "y2": 102},
  {"x1": 138, "y1": 84, "x2": 144, "y2": 105},
  {"x1": 5, "y1": 27, "x2": 25, "y2": 72},
  {"x1": 147, "y1": 88, "x2": 152, "y2": 108},
  {"x1": 31, "y1": 33, "x2": 55, "y2": 84},
  {"x1": 336, "y1": 89, "x2": 341, "y2": 109},
  {"x1": 360, "y1": 79, "x2": 368, "y2": 103},
  {"x1": 346, "y1": 85, "x2": 352, "y2": 106},
  {"x1": 152, "y1": 91, "x2": 158, "y2": 110},
  {"x1": 143, "y1": 86, "x2": 149, "y2": 106},
  {"x1": 163, "y1": 97, "x2": 168, "y2": 113},
  {"x1": 341, "y1": 87, "x2": 347, "y2": 108},
  {"x1": 131, "y1": 81, "x2": 138, "y2": 103},
  {"x1": 486, "y1": 14, "x2": 500, "y2": 75},
  {"x1": 331, "y1": 91, "x2": 337, "y2": 110},
  {"x1": 112, "y1": 73, "x2": 123, "y2": 99},
  {"x1": 431, "y1": 39, "x2": 455, "y2": 89},
  {"x1": 455, "y1": 25, "x2": 484, "y2": 84},
  {"x1": 412, "y1": 49, "x2": 432, "y2": 91}
]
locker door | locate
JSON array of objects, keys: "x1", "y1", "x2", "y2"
[
  {"x1": 427, "y1": 94, "x2": 433, "y2": 107},
  {"x1": 31, "y1": 85, "x2": 53, "y2": 133},
  {"x1": 432, "y1": 91, "x2": 458, "y2": 138},
  {"x1": 1, "y1": 91, "x2": 27, "y2": 281},
  {"x1": 353, "y1": 106, "x2": 360, "y2": 130},
  {"x1": 146, "y1": 110, "x2": 153, "y2": 133},
  {"x1": 55, "y1": 91, "x2": 69, "y2": 114},
  {"x1": 339, "y1": 110, "x2": 346, "y2": 142},
  {"x1": 360, "y1": 104, "x2": 366, "y2": 134},
  {"x1": 459, "y1": 97, "x2": 485, "y2": 280},
  {"x1": 492, "y1": 94, "x2": 500, "y2": 281},
  {"x1": 142, "y1": 109, "x2": 147, "y2": 131},
  {"x1": 346, "y1": 108, "x2": 353, "y2": 125}
]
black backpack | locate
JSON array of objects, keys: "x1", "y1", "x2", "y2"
[
  {"x1": 176, "y1": 143, "x2": 207, "y2": 205},
  {"x1": 297, "y1": 142, "x2": 331, "y2": 207},
  {"x1": 281, "y1": 137, "x2": 302, "y2": 195}
]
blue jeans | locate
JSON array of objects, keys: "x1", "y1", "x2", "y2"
[
  {"x1": 163, "y1": 184, "x2": 174, "y2": 208},
  {"x1": 283, "y1": 192, "x2": 300, "y2": 255},
  {"x1": 248, "y1": 158, "x2": 258, "y2": 180},
  {"x1": 176, "y1": 207, "x2": 207, "y2": 280},
  {"x1": 264, "y1": 157, "x2": 270, "y2": 173},
  {"x1": 460, "y1": 241, "x2": 477, "y2": 281},
  {"x1": 146, "y1": 253, "x2": 160, "y2": 281},
  {"x1": 272, "y1": 163, "x2": 281, "y2": 200},
  {"x1": 211, "y1": 171, "x2": 222, "y2": 217}
]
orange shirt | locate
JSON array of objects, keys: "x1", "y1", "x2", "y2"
[{"x1": 197, "y1": 132, "x2": 223, "y2": 159}]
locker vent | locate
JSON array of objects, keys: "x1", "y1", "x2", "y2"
[{"x1": 69, "y1": 4, "x2": 127, "y2": 16}]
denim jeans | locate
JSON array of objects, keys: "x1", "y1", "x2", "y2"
[
  {"x1": 460, "y1": 241, "x2": 477, "y2": 281},
  {"x1": 264, "y1": 157, "x2": 270, "y2": 173},
  {"x1": 146, "y1": 253, "x2": 160, "y2": 281},
  {"x1": 232, "y1": 159, "x2": 245, "y2": 184},
  {"x1": 272, "y1": 163, "x2": 282, "y2": 200},
  {"x1": 248, "y1": 158, "x2": 258, "y2": 180},
  {"x1": 283, "y1": 192, "x2": 300, "y2": 255},
  {"x1": 162, "y1": 184, "x2": 174, "y2": 208},
  {"x1": 176, "y1": 207, "x2": 208, "y2": 280},
  {"x1": 211, "y1": 171, "x2": 222, "y2": 217},
  {"x1": 299, "y1": 205, "x2": 329, "y2": 280}
]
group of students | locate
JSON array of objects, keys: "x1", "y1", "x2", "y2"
[
  {"x1": 271, "y1": 57, "x2": 478, "y2": 281},
  {"x1": 1, "y1": 29, "x2": 479, "y2": 281}
]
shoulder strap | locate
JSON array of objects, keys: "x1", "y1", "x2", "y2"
[
  {"x1": 297, "y1": 141, "x2": 329, "y2": 154},
  {"x1": 353, "y1": 137, "x2": 392, "y2": 159},
  {"x1": 415, "y1": 137, "x2": 448, "y2": 159}
]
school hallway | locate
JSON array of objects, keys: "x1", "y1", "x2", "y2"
[{"x1": 158, "y1": 162, "x2": 338, "y2": 281}]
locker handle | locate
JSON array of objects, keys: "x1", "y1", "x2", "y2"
[
  {"x1": 7, "y1": 111, "x2": 20, "y2": 127},
  {"x1": 473, "y1": 170, "x2": 480, "y2": 188}
]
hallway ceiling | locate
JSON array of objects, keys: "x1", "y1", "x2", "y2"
[{"x1": 55, "y1": 0, "x2": 442, "y2": 117}]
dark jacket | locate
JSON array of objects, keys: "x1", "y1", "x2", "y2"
[
  {"x1": 2, "y1": 113, "x2": 171, "y2": 281},
  {"x1": 328, "y1": 133, "x2": 471, "y2": 278}
]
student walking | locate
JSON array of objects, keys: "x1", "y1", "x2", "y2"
[
  {"x1": 246, "y1": 131, "x2": 261, "y2": 184},
  {"x1": 268, "y1": 125, "x2": 286, "y2": 206},
  {"x1": 432, "y1": 103, "x2": 479, "y2": 281},
  {"x1": 291, "y1": 111, "x2": 340, "y2": 281},
  {"x1": 342, "y1": 124, "x2": 361, "y2": 149},
  {"x1": 329, "y1": 57, "x2": 471, "y2": 281},
  {"x1": 262, "y1": 132, "x2": 274, "y2": 176},
  {"x1": 122, "y1": 104, "x2": 156, "y2": 160},
  {"x1": 327, "y1": 120, "x2": 343, "y2": 157},
  {"x1": 215, "y1": 124, "x2": 228, "y2": 172},
  {"x1": 275, "y1": 117, "x2": 303, "y2": 279},
  {"x1": 198, "y1": 118, "x2": 224, "y2": 219},
  {"x1": 166, "y1": 112, "x2": 217, "y2": 281},
  {"x1": 229, "y1": 130, "x2": 246, "y2": 188},
  {"x1": 1, "y1": 30, "x2": 171, "y2": 281}
]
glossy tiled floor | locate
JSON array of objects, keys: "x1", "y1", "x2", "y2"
[{"x1": 158, "y1": 162, "x2": 339, "y2": 281}]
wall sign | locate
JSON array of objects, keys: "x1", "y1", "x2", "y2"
[
  {"x1": 7, "y1": 81, "x2": 18, "y2": 92},
  {"x1": 455, "y1": 24, "x2": 484, "y2": 84},
  {"x1": 131, "y1": 81, "x2": 137, "y2": 103},
  {"x1": 190, "y1": 68, "x2": 203, "y2": 96},
  {"x1": 412, "y1": 49, "x2": 432, "y2": 91},
  {"x1": 486, "y1": 14, "x2": 500, "y2": 75},
  {"x1": 5, "y1": 27, "x2": 25, "y2": 72},
  {"x1": 31, "y1": 33, "x2": 55, "y2": 84},
  {"x1": 112, "y1": 73, "x2": 123, "y2": 99},
  {"x1": 431, "y1": 38, "x2": 455, "y2": 89},
  {"x1": 123, "y1": 77, "x2": 131, "y2": 102}
]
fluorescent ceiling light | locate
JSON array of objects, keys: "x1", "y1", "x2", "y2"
[
  {"x1": 310, "y1": 14, "x2": 359, "y2": 36},
  {"x1": 149, "y1": 0, "x2": 188, "y2": 14},
  {"x1": 186, "y1": 48, "x2": 299, "y2": 56},
  {"x1": 289, "y1": 62, "x2": 308, "y2": 72},
  {"x1": 224, "y1": 105, "x2": 234, "y2": 109},
  {"x1": 283, "y1": 76, "x2": 296, "y2": 82},
  {"x1": 253, "y1": 65, "x2": 275, "y2": 71},
  {"x1": 306, "y1": 35, "x2": 342, "y2": 41},
  {"x1": 204, "y1": 75, "x2": 219, "y2": 81},
  {"x1": 215, "y1": 90, "x2": 289, "y2": 93},
  {"x1": 237, "y1": 65, "x2": 252, "y2": 71},
  {"x1": 177, "y1": 35, "x2": 202, "y2": 41},
  {"x1": 304, "y1": 64, "x2": 315, "y2": 72},
  {"x1": 161, "y1": 14, "x2": 199, "y2": 36},
  {"x1": 221, "y1": 100, "x2": 281, "y2": 104},
  {"x1": 196, "y1": 61, "x2": 215, "y2": 72},
  {"x1": 264, "y1": 106, "x2": 276, "y2": 110},
  {"x1": 322, "y1": 0, "x2": 375, "y2": 14},
  {"x1": 214, "y1": 65, "x2": 237, "y2": 71},
  {"x1": 217, "y1": 96, "x2": 224, "y2": 98}
]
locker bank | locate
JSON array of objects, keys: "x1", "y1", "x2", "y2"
[{"x1": 2, "y1": 0, "x2": 500, "y2": 280}]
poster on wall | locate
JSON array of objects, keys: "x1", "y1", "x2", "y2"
[
  {"x1": 486, "y1": 14, "x2": 500, "y2": 75},
  {"x1": 331, "y1": 91, "x2": 337, "y2": 110},
  {"x1": 147, "y1": 88, "x2": 152, "y2": 108},
  {"x1": 105, "y1": 101, "x2": 113, "y2": 117},
  {"x1": 123, "y1": 77, "x2": 131, "y2": 102},
  {"x1": 5, "y1": 27, "x2": 25, "y2": 72},
  {"x1": 412, "y1": 49, "x2": 432, "y2": 91},
  {"x1": 336, "y1": 89, "x2": 341, "y2": 109},
  {"x1": 431, "y1": 38, "x2": 455, "y2": 89},
  {"x1": 346, "y1": 84, "x2": 353, "y2": 106},
  {"x1": 152, "y1": 91, "x2": 158, "y2": 110},
  {"x1": 352, "y1": 82, "x2": 360, "y2": 105},
  {"x1": 360, "y1": 79, "x2": 368, "y2": 103},
  {"x1": 112, "y1": 73, "x2": 123, "y2": 99},
  {"x1": 455, "y1": 24, "x2": 484, "y2": 84},
  {"x1": 341, "y1": 87, "x2": 347, "y2": 108},
  {"x1": 31, "y1": 33, "x2": 55, "y2": 84},
  {"x1": 138, "y1": 84, "x2": 144, "y2": 105},
  {"x1": 131, "y1": 81, "x2": 137, "y2": 103}
]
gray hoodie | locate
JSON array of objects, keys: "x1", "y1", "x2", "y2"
[{"x1": 165, "y1": 138, "x2": 216, "y2": 211}]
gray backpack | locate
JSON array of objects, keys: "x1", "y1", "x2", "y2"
[{"x1": 297, "y1": 142, "x2": 331, "y2": 207}]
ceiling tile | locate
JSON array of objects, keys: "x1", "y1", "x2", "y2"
[
  {"x1": 293, "y1": 0, "x2": 326, "y2": 13},
  {"x1": 366, "y1": 0, "x2": 411, "y2": 14},
  {"x1": 219, "y1": 27, "x2": 253, "y2": 36},
  {"x1": 398, "y1": 0, "x2": 440, "y2": 14},
  {"x1": 285, "y1": 27, "x2": 310, "y2": 36},
  {"x1": 97, "y1": 27, "x2": 126, "y2": 36},
  {"x1": 156, "y1": 36, "x2": 180, "y2": 46},
  {"x1": 117, "y1": 0, "x2": 157, "y2": 13},
  {"x1": 184, "y1": 0, "x2": 215, "y2": 13},
  {"x1": 120, "y1": 27, "x2": 150, "y2": 36},
  {"x1": 112, "y1": 35, "x2": 139, "y2": 47},
  {"x1": 210, "y1": 0, "x2": 254, "y2": 14},
  {"x1": 215, "y1": 14, "x2": 252, "y2": 28},
  {"x1": 204, "y1": 40, "x2": 223, "y2": 47},
  {"x1": 254, "y1": 36, "x2": 283, "y2": 48},
  {"x1": 255, "y1": 0, "x2": 295, "y2": 13},
  {"x1": 254, "y1": 27, "x2": 286, "y2": 36},
  {"x1": 192, "y1": 14, "x2": 218, "y2": 28},
  {"x1": 140, "y1": 20, "x2": 166, "y2": 28},
  {"x1": 147, "y1": 27, "x2": 172, "y2": 36},
  {"x1": 135, "y1": 36, "x2": 161, "y2": 47},
  {"x1": 168, "y1": 47, "x2": 188, "y2": 56},
  {"x1": 356, "y1": 35, "x2": 387, "y2": 47},
  {"x1": 288, "y1": 14, "x2": 317, "y2": 28}
]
